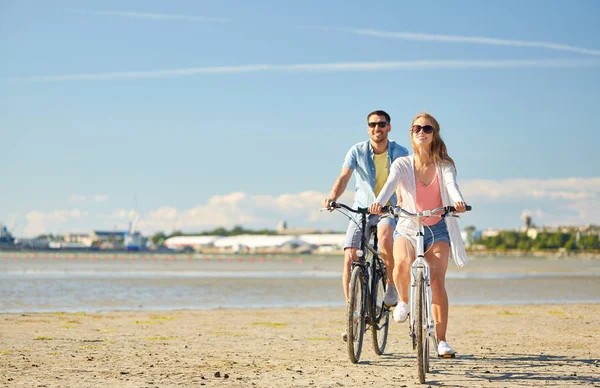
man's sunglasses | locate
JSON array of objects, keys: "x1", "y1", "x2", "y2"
[
  {"x1": 368, "y1": 121, "x2": 388, "y2": 128},
  {"x1": 411, "y1": 125, "x2": 435, "y2": 134}
]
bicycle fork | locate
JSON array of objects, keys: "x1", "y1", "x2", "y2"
[{"x1": 409, "y1": 258, "x2": 438, "y2": 352}]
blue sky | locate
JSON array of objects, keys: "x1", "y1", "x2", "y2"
[{"x1": 1, "y1": 0, "x2": 599, "y2": 237}]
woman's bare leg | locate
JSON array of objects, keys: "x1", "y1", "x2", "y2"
[{"x1": 425, "y1": 242, "x2": 450, "y2": 341}]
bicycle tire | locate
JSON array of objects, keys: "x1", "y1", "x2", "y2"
[
  {"x1": 347, "y1": 265, "x2": 365, "y2": 364},
  {"x1": 415, "y1": 271, "x2": 427, "y2": 384},
  {"x1": 370, "y1": 259, "x2": 389, "y2": 355}
]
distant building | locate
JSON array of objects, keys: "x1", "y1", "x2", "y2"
[
  {"x1": 164, "y1": 235, "x2": 220, "y2": 250},
  {"x1": 89, "y1": 230, "x2": 127, "y2": 241},
  {"x1": 63, "y1": 232, "x2": 94, "y2": 247}
]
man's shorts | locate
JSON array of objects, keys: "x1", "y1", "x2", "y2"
[
  {"x1": 344, "y1": 214, "x2": 397, "y2": 249},
  {"x1": 394, "y1": 219, "x2": 450, "y2": 251}
]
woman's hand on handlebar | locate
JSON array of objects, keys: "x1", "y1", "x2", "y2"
[
  {"x1": 369, "y1": 202, "x2": 383, "y2": 215},
  {"x1": 453, "y1": 201, "x2": 467, "y2": 213}
]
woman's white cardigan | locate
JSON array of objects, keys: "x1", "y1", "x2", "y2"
[{"x1": 375, "y1": 155, "x2": 468, "y2": 267}]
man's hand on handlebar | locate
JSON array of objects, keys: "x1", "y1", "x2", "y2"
[
  {"x1": 322, "y1": 198, "x2": 336, "y2": 212},
  {"x1": 369, "y1": 202, "x2": 383, "y2": 215}
]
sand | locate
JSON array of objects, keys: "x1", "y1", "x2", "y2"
[{"x1": 1, "y1": 304, "x2": 599, "y2": 387}]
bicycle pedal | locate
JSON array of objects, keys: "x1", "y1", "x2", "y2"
[{"x1": 438, "y1": 353, "x2": 456, "y2": 359}]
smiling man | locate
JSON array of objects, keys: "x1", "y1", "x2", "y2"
[{"x1": 323, "y1": 110, "x2": 409, "y2": 341}]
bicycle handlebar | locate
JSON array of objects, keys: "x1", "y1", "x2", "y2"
[
  {"x1": 324, "y1": 202, "x2": 471, "y2": 217},
  {"x1": 324, "y1": 201, "x2": 370, "y2": 215},
  {"x1": 382, "y1": 205, "x2": 472, "y2": 219}
]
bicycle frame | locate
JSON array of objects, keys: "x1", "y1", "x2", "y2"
[
  {"x1": 351, "y1": 209, "x2": 380, "y2": 326},
  {"x1": 323, "y1": 201, "x2": 391, "y2": 362},
  {"x1": 408, "y1": 216, "x2": 437, "y2": 353}
]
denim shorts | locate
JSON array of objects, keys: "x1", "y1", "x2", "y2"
[
  {"x1": 394, "y1": 219, "x2": 450, "y2": 251},
  {"x1": 344, "y1": 214, "x2": 397, "y2": 249}
]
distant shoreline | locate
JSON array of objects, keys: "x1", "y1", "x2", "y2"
[
  {"x1": 466, "y1": 249, "x2": 600, "y2": 259},
  {"x1": 1, "y1": 247, "x2": 599, "y2": 260}
]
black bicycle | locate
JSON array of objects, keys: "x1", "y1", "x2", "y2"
[{"x1": 324, "y1": 201, "x2": 391, "y2": 363}]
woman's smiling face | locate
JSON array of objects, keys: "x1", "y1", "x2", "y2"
[{"x1": 411, "y1": 116, "x2": 435, "y2": 148}]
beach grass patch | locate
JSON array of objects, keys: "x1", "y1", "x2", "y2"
[
  {"x1": 143, "y1": 336, "x2": 177, "y2": 341},
  {"x1": 98, "y1": 329, "x2": 118, "y2": 333},
  {"x1": 497, "y1": 311, "x2": 520, "y2": 316},
  {"x1": 464, "y1": 330, "x2": 484, "y2": 335},
  {"x1": 497, "y1": 332, "x2": 516, "y2": 336},
  {"x1": 0, "y1": 350, "x2": 13, "y2": 355},
  {"x1": 53, "y1": 312, "x2": 87, "y2": 316},
  {"x1": 149, "y1": 315, "x2": 176, "y2": 321},
  {"x1": 34, "y1": 336, "x2": 54, "y2": 341},
  {"x1": 250, "y1": 322, "x2": 288, "y2": 329},
  {"x1": 308, "y1": 337, "x2": 329, "y2": 341},
  {"x1": 135, "y1": 320, "x2": 163, "y2": 325},
  {"x1": 209, "y1": 331, "x2": 247, "y2": 337},
  {"x1": 548, "y1": 310, "x2": 565, "y2": 315},
  {"x1": 79, "y1": 345, "x2": 100, "y2": 349}
]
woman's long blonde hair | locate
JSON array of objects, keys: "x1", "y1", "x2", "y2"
[{"x1": 410, "y1": 112, "x2": 456, "y2": 171}]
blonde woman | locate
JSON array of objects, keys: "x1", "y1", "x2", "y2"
[{"x1": 369, "y1": 112, "x2": 467, "y2": 357}]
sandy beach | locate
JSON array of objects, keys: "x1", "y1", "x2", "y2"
[{"x1": 1, "y1": 304, "x2": 599, "y2": 387}]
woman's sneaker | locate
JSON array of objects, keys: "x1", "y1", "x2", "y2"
[
  {"x1": 437, "y1": 341, "x2": 456, "y2": 358},
  {"x1": 392, "y1": 301, "x2": 409, "y2": 323}
]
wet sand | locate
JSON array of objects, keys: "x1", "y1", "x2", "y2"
[{"x1": 1, "y1": 304, "x2": 599, "y2": 387}]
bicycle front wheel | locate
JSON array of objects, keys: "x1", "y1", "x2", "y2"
[
  {"x1": 415, "y1": 271, "x2": 427, "y2": 384},
  {"x1": 370, "y1": 260, "x2": 389, "y2": 355},
  {"x1": 347, "y1": 265, "x2": 365, "y2": 364}
]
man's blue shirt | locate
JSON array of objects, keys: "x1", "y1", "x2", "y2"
[{"x1": 342, "y1": 140, "x2": 409, "y2": 208}]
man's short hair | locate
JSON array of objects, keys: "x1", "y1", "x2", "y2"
[{"x1": 367, "y1": 110, "x2": 391, "y2": 124}]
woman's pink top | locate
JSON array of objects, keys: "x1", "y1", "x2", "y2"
[{"x1": 416, "y1": 173, "x2": 443, "y2": 226}]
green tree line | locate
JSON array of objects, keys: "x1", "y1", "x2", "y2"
[{"x1": 472, "y1": 229, "x2": 600, "y2": 252}]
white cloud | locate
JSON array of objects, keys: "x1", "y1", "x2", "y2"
[
  {"x1": 66, "y1": 9, "x2": 231, "y2": 23},
  {"x1": 305, "y1": 27, "x2": 600, "y2": 56},
  {"x1": 23, "y1": 209, "x2": 84, "y2": 237},
  {"x1": 19, "y1": 177, "x2": 600, "y2": 236},
  {"x1": 461, "y1": 177, "x2": 600, "y2": 201},
  {"x1": 135, "y1": 191, "x2": 353, "y2": 233},
  {"x1": 93, "y1": 195, "x2": 109, "y2": 202},
  {"x1": 8, "y1": 59, "x2": 600, "y2": 83},
  {"x1": 68, "y1": 195, "x2": 86, "y2": 202},
  {"x1": 107, "y1": 209, "x2": 138, "y2": 220},
  {"x1": 460, "y1": 177, "x2": 600, "y2": 228}
]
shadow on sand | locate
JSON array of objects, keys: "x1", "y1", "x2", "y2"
[{"x1": 360, "y1": 352, "x2": 599, "y2": 387}]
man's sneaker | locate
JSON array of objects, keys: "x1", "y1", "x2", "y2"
[
  {"x1": 383, "y1": 285, "x2": 399, "y2": 307},
  {"x1": 392, "y1": 301, "x2": 409, "y2": 323},
  {"x1": 437, "y1": 341, "x2": 456, "y2": 358},
  {"x1": 341, "y1": 331, "x2": 348, "y2": 342}
]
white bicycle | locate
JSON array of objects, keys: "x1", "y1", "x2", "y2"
[{"x1": 384, "y1": 204, "x2": 471, "y2": 384}]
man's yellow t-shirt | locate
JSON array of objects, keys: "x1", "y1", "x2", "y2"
[{"x1": 373, "y1": 152, "x2": 391, "y2": 205}]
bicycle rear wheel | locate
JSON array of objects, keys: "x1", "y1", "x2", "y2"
[
  {"x1": 415, "y1": 271, "x2": 427, "y2": 384},
  {"x1": 347, "y1": 266, "x2": 365, "y2": 363},
  {"x1": 370, "y1": 260, "x2": 389, "y2": 355}
]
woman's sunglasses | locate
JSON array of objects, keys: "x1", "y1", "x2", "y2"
[{"x1": 411, "y1": 125, "x2": 435, "y2": 134}]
